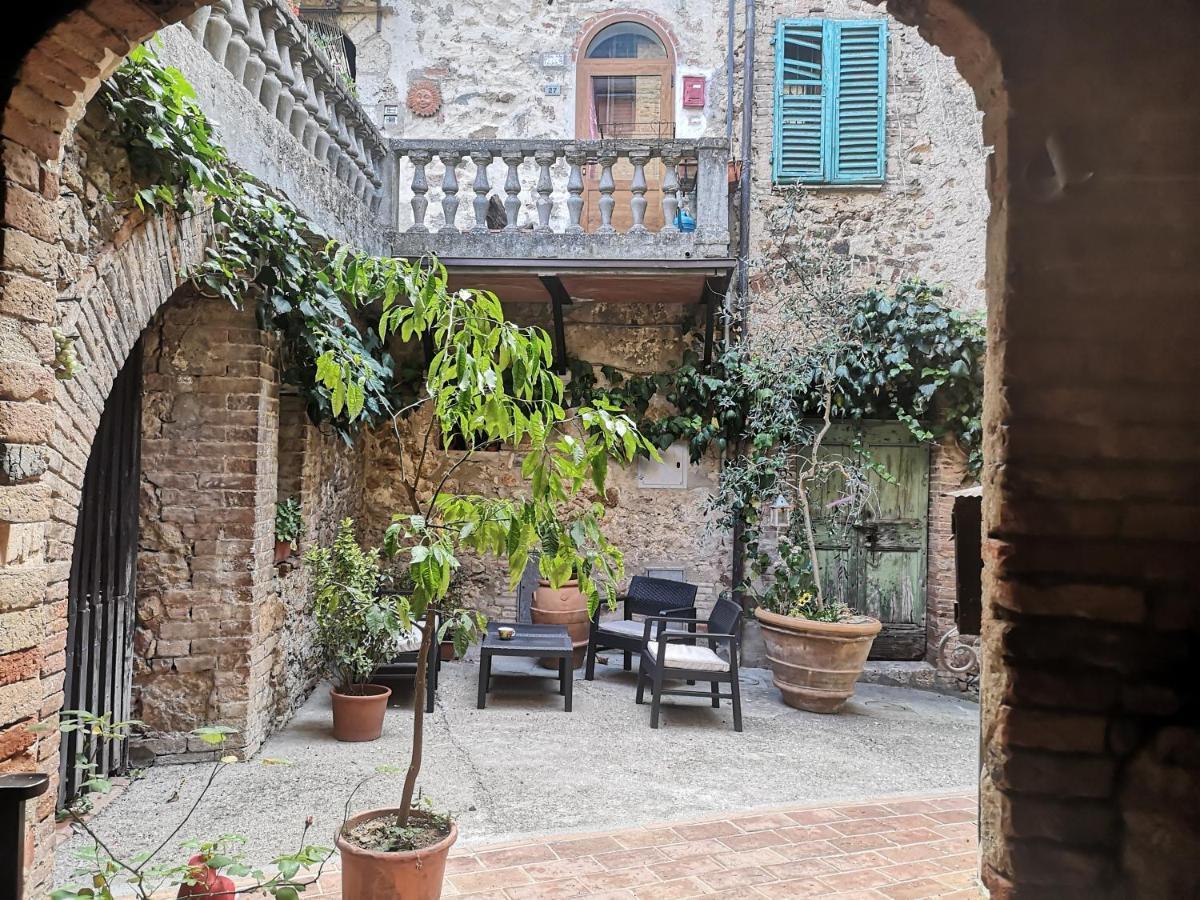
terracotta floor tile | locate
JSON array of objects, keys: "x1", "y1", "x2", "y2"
[
  {"x1": 823, "y1": 850, "x2": 894, "y2": 873},
  {"x1": 927, "y1": 809, "x2": 975, "y2": 825},
  {"x1": 674, "y1": 820, "x2": 742, "y2": 841},
  {"x1": 579, "y1": 891, "x2": 638, "y2": 900},
  {"x1": 785, "y1": 807, "x2": 849, "y2": 826},
  {"x1": 550, "y1": 835, "x2": 624, "y2": 858},
  {"x1": 830, "y1": 832, "x2": 895, "y2": 853},
  {"x1": 777, "y1": 823, "x2": 843, "y2": 844},
  {"x1": 477, "y1": 844, "x2": 558, "y2": 869},
  {"x1": 708, "y1": 846, "x2": 789, "y2": 870},
  {"x1": 577, "y1": 867, "x2": 662, "y2": 892},
  {"x1": 882, "y1": 800, "x2": 941, "y2": 816},
  {"x1": 817, "y1": 866, "x2": 898, "y2": 892},
  {"x1": 884, "y1": 828, "x2": 943, "y2": 846},
  {"x1": 594, "y1": 846, "x2": 671, "y2": 871},
  {"x1": 658, "y1": 837, "x2": 729, "y2": 860},
  {"x1": 773, "y1": 839, "x2": 843, "y2": 861},
  {"x1": 753, "y1": 877, "x2": 832, "y2": 899},
  {"x1": 879, "y1": 878, "x2": 952, "y2": 900},
  {"x1": 763, "y1": 857, "x2": 838, "y2": 881},
  {"x1": 880, "y1": 860, "x2": 960, "y2": 882},
  {"x1": 613, "y1": 827, "x2": 687, "y2": 849},
  {"x1": 829, "y1": 818, "x2": 892, "y2": 837},
  {"x1": 447, "y1": 854, "x2": 485, "y2": 874},
  {"x1": 522, "y1": 856, "x2": 607, "y2": 881},
  {"x1": 716, "y1": 829, "x2": 788, "y2": 851},
  {"x1": 731, "y1": 811, "x2": 803, "y2": 832},
  {"x1": 652, "y1": 852, "x2": 727, "y2": 881},
  {"x1": 632, "y1": 875, "x2": 716, "y2": 899},
  {"x1": 835, "y1": 804, "x2": 895, "y2": 820},
  {"x1": 698, "y1": 865, "x2": 776, "y2": 890},
  {"x1": 449, "y1": 866, "x2": 535, "y2": 893},
  {"x1": 503, "y1": 877, "x2": 586, "y2": 899}
]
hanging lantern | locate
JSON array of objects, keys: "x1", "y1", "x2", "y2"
[{"x1": 766, "y1": 494, "x2": 792, "y2": 529}]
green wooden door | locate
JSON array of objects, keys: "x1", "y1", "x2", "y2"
[{"x1": 810, "y1": 421, "x2": 929, "y2": 660}]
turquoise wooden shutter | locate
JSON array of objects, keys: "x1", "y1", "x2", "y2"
[
  {"x1": 829, "y1": 20, "x2": 888, "y2": 184},
  {"x1": 773, "y1": 20, "x2": 827, "y2": 183}
]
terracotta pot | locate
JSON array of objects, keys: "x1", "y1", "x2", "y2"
[
  {"x1": 337, "y1": 808, "x2": 458, "y2": 900},
  {"x1": 531, "y1": 579, "x2": 588, "y2": 668},
  {"x1": 754, "y1": 608, "x2": 881, "y2": 714},
  {"x1": 439, "y1": 640, "x2": 456, "y2": 662},
  {"x1": 274, "y1": 539, "x2": 292, "y2": 564},
  {"x1": 330, "y1": 684, "x2": 391, "y2": 742}
]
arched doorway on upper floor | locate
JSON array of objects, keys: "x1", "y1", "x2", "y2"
[{"x1": 575, "y1": 14, "x2": 677, "y2": 232}]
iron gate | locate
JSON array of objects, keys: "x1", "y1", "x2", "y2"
[{"x1": 60, "y1": 343, "x2": 143, "y2": 803}]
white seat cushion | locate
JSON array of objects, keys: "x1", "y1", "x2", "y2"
[
  {"x1": 596, "y1": 619, "x2": 648, "y2": 639},
  {"x1": 394, "y1": 623, "x2": 424, "y2": 654},
  {"x1": 646, "y1": 641, "x2": 729, "y2": 673},
  {"x1": 597, "y1": 619, "x2": 687, "y2": 640}
]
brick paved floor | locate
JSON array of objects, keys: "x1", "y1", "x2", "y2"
[{"x1": 283, "y1": 791, "x2": 980, "y2": 899}]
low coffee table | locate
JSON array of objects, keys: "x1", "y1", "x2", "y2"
[{"x1": 477, "y1": 622, "x2": 573, "y2": 712}]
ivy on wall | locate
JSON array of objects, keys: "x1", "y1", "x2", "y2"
[
  {"x1": 102, "y1": 44, "x2": 397, "y2": 437},
  {"x1": 568, "y1": 280, "x2": 986, "y2": 475}
]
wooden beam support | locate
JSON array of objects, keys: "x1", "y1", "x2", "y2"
[
  {"x1": 538, "y1": 275, "x2": 572, "y2": 374},
  {"x1": 701, "y1": 275, "x2": 727, "y2": 370}
]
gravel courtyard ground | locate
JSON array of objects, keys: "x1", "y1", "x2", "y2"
[{"x1": 54, "y1": 656, "x2": 978, "y2": 885}]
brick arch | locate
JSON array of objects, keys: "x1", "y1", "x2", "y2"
[{"x1": 1, "y1": 1, "x2": 214, "y2": 163}]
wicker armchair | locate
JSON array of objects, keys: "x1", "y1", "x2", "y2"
[
  {"x1": 585, "y1": 575, "x2": 698, "y2": 680},
  {"x1": 636, "y1": 597, "x2": 744, "y2": 732}
]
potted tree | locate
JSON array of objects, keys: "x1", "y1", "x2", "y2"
[
  {"x1": 322, "y1": 256, "x2": 651, "y2": 899},
  {"x1": 305, "y1": 519, "x2": 409, "y2": 742},
  {"x1": 275, "y1": 497, "x2": 304, "y2": 563}
]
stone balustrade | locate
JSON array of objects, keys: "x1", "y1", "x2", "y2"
[
  {"x1": 183, "y1": 0, "x2": 390, "y2": 214},
  {"x1": 390, "y1": 139, "x2": 731, "y2": 260}
]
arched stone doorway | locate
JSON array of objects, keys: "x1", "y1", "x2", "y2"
[{"x1": 3, "y1": 1, "x2": 1200, "y2": 897}]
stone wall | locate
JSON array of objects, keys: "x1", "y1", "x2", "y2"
[{"x1": 136, "y1": 290, "x2": 280, "y2": 760}]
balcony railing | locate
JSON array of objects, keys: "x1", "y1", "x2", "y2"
[
  {"x1": 390, "y1": 139, "x2": 731, "y2": 261},
  {"x1": 183, "y1": 0, "x2": 389, "y2": 213}
]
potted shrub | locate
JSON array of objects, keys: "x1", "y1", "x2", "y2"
[
  {"x1": 323, "y1": 255, "x2": 650, "y2": 899},
  {"x1": 305, "y1": 519, "x2": 409, "y2": 742},
  {"x1": 275, "y1": 497, "x2": 304, "y2": 563}
]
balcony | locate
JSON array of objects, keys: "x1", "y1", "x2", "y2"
[{"x1": 387, "y1": 138, "x2": 734, "y2": 327}]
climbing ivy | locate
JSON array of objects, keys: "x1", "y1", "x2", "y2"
[
  {"x1": 569, "y1": 279, "x2": 985, "y2": 475},
  {"x1": 102, "y1": 43, "x2": 396, "y2": 437}
]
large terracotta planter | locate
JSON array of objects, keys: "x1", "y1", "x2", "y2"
[
  {"x1": 337, "y1": 809, "x2": 458, "y2": 900},
  {"x1": 330, "y1": 684, "x2": 390, "y2": 742},
  {"x1": 531, "y1": 579, "x2": 589, "y2": 668},
  {"x1": 754, "y1": 608, "x2": 881, "y2": 713}
]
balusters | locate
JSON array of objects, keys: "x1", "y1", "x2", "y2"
[
  {"x1": 203, "y1": 0, "x2": 234, "y2": 64},
  {"x1": 564, "y1": 147, "x2": 585, "y2": 234},
  {"x1": 300, "y1": 57, "x2": 324, "y2": 154},
  {"x1": 310, "y1": 69, "x2": 335, "y2": 162},
  {"x1": 439, "y1": 151, "x2": 463, "y2": 232},
  {"x1": 533, "y1": 149, "x2": 556, "y2": 234},
  {"x1": 281, "y1": 26, "x2": 311, "y2": 142},
  {"x1": 470, "y1": 151, "x2": 493, "y2": 233},
  {"x1": 502, "y1": 151, "x2": 523, "y2": 231},
  {"x1": 257, "y1": 5, "x2": 285, "y2": 119},
  {"x1": 241, "y1": 0, "x2": 268, "y2": 100},
  {"x1": 660, "y1": 147, "x2": 681, "y2": 233},
  {"x1": 596, "y1": 150, "x2": 617, "y2": 234},
  {"x1": 408, "y1": 150, "x2": 432, "y2": 232},
  {"x1": 628, "y1": 148, "x2": 650, "y2": 233},
  {"x1": 222, "y1": 0, "x2": 252, "y2": 83},
  {"x1": 185, "y1": 6, "x2": 212, "y2": 44},
  {"x1": 272, "y1": 27, "x2": 297, "y2": 128}
]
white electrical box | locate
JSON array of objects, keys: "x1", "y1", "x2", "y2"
[
  {"x1": 637, "y1": 442, "x2": 688, "y2": 489},
  {"x1": 646, "y1": 567, "x2": 686, "y2": 582}
]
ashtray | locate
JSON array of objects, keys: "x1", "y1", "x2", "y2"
[{"x1": 497, "y1": 626, "x2": 516, "y2": 640}]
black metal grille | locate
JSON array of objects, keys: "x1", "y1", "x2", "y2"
[{"x1": 60, "y1": 343, "x2": 143, "y2": 803}]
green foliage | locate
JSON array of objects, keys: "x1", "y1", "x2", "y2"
[
  {"x1": 305, "y1": 519, "x2": 409, "y2": 693},
  {"x1": 567, "y1": 280, "x2": 985, "y2": 473},
  {"x1": 102, "y1": 43, "x2": 396, "y2": 439},
  {"x1": 275, "y1": 498, "x2": 305, "y2": 547},
  {"x1": 46, "y1": 713, "x2": 331, "y2": 900}
]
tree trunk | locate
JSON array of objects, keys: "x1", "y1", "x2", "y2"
[{"x1": 398, "y1": 603, "x2": 436, "y2": 826}]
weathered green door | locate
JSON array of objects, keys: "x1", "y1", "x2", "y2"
[{"x1": 808, "y1": 421, "x2": 929, "y2": 660}]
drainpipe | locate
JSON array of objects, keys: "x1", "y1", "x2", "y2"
[{"x1": 730, "y1": 0, "x2": 755, "y2": 608}]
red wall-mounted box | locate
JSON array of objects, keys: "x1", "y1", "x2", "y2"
[{"x1": 682, "y1": 75, "x2": 706, "y2": 109}]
